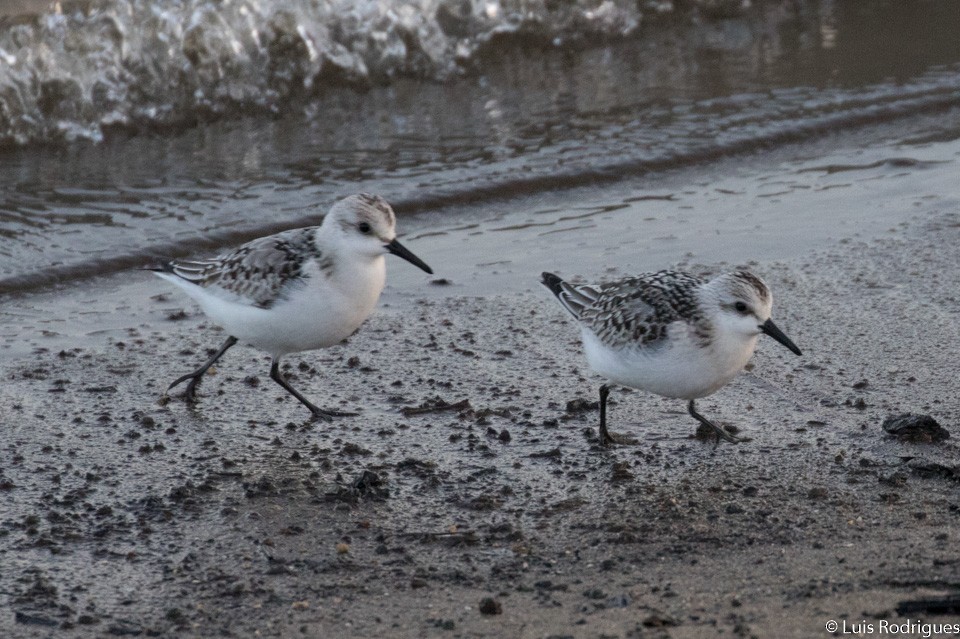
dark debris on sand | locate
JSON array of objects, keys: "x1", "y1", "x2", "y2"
[{"x1": 882, "y1": 413, "x2": 950, "y2": 443}]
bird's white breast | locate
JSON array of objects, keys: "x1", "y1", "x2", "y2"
[
  {"x1": 167, "y1": 255, "x2": 387, "y2": 358},
  {"x1": 581, "y1": 322, "x2": 758, "y2": 400}
]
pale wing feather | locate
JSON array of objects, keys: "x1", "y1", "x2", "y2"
[
  {"x1": 578, "y1": 271, "x2": 707, "y2": 350},
  {"x1": 168, "y1": 227, "x2": 325, "y2": 309},
  {"x1": 556, "y1": 281, "x2": 595, "y2": 316}
]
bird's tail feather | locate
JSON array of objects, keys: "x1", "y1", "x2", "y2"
[
  {"x1": 141, "y1": 261, "x2": 175, "y2": 273},
  {"x1": 541, "y1": 272, "x2": 565, "y2": 297},
  {"x1": 541, "y1": 272, "x2": 588, "y2": 318}
]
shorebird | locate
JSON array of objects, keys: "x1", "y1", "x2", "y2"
[
  {"x1": 150, "y1": 193, "x2": 433, "y2": 418},
  {"x1": 541, "y1": 269, "x2": 802, "y2": 446}
]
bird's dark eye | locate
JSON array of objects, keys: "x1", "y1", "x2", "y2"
[
  {"x1": 358, "y1": 222, "x2": 371, "y2": 234},
  {"x1": 734, "y1": 301, "x2": 749, "y2": 313}
]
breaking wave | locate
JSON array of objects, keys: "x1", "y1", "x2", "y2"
[{"x1": 0, "y1": 0, "x2": 675, "y2": 146}]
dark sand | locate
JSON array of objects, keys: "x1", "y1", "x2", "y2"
[{"x1": 2, "y1": 131, "x2": 959, "y2": 638}]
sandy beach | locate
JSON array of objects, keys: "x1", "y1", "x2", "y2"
[{"x1": 2, "y1": 111, "x2": 959, "y2": 638}]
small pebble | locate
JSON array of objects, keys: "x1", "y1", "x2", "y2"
[{"x1": 478, "y1": 597, "x2": 502, "y2": 615}]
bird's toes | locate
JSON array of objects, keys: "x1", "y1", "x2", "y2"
[
  {"x1": 598, "y1": 430, "x2": 638, "y2": 447},
  {"x1": 694, "y1": 422, "x2": 742, "y2": 445},
  {"x1": 608, "y1": 433, "x2": 639, "y2": 446},
  {"x1": 317, "y1": 407, "x2": 359, "y2": 418}
]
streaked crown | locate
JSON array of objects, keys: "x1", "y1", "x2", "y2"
[
  {"x1": 325, "y1": 193, "x2": 397, "y2": 242},
  {"x1": 706, "y1": 270, "x2": 773, "y2": 322}
]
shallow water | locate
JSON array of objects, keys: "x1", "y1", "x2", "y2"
[
  {"x1": 4, "y1": 117, "x2": 959, "y2": 358},
  {"x1": 1, "y1": 1, "x2": 960, "y2": 297}
]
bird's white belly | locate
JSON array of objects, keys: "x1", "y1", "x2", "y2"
[
  {"x1": 178, "y1": 258, "x2": 386, "y2": 358},
  {"x1": 581, "y1": 328, "x2": 756, "y2": 400},
  {"x1": 213, "y1": 291, "x2": 371, "y2": 356}
]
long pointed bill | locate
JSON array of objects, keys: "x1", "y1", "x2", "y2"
[
  {"x1": 385, "y1": 238, "x2": 433, "y2": 274},
  {"x1": 759, "y1": 318, "x2": 802, "y2": 356}
]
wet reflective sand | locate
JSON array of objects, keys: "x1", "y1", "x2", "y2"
[{"x1": 2, "y1": 1, "x2": 960, "y2": 291}]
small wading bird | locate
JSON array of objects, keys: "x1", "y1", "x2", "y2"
[
  {"x1": 150, "y1": 193, "x2": 433, "y2": 418},
  {"x1": 541, "y1": 269, "x2": 802, "y2": 446}
]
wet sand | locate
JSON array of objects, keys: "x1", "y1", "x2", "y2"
[{"x1": 2, "y1": 130, "x2": 960, "y2": 637}]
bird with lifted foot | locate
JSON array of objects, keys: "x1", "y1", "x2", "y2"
[
  {"x1": 541, "y1": 269, "x2": 802, "y2": 447},
  {"x1": 149, "y1": 193, "x2": 433, "y2": 419}
]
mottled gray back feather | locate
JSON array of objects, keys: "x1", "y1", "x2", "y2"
[
  {"x1": 169, "y1": 227, "x2": 329, "y2": 309},
  {"x1": 575, "y1": 271, "x2": 710, "y2": 349}
]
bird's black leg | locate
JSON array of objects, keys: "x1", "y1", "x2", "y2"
[
  {"x1": 596, "y1": 384, "x2": 638, "y2": 447},
  {"x1": 598, "y1": 384, "x2": 613, "y2": 446},
  {"x1": 688, "y1": 399, "x2": 740, "y2": 445},
  {"x1": 167, "y1": 336, "x2": 238, "y2": 402},
  {"x1": 269, "y1": 358, "x2": 357, "y2": 420}
]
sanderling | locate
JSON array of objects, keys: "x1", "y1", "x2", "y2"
[
  {"x1": 541, "y1": 269, "x2": 802, "y2": 446},
  {"x1": 149, "y1": 193, "x2": 433, "y2": 418}
]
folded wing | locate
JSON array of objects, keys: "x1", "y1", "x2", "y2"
[{"x1": 160, "y1": 227, "x2": 324, "y2": 309}]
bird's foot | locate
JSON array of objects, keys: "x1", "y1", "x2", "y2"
[
  {"x1": 599, "y1": 429, "x2": 639, "y2": 447},
  {"x1": 694, "y1": 422, "x2": 741, "y2": 445},
  {"x1": 308, "y1": 406, "x2": 359, "y2": 421},
  {"x1": 166, "y1": 373, "x2": 204, "y2": 403}
]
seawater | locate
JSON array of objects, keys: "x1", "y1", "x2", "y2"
[{"x1": 0, "y1": 0, "x2": 959, "y2": 295}]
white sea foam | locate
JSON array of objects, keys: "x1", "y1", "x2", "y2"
[{"x1": 0, "y1": 0, "x2": 646, "y2": 145}]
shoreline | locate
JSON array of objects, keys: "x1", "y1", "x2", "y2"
[
  {"x1": 5, "y1": 114, "x2": 959, "y2": 357},
  {"x1": 1, "y1": 125, "x2": 959, "y2": 637}
]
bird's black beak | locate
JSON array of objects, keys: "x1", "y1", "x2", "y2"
[
  {"x1": 385, "y1": 238, "x2": 433, "y2": 274},
  {"x1": 759, "y1": 318, "x2": 802, "y2": 356}
]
